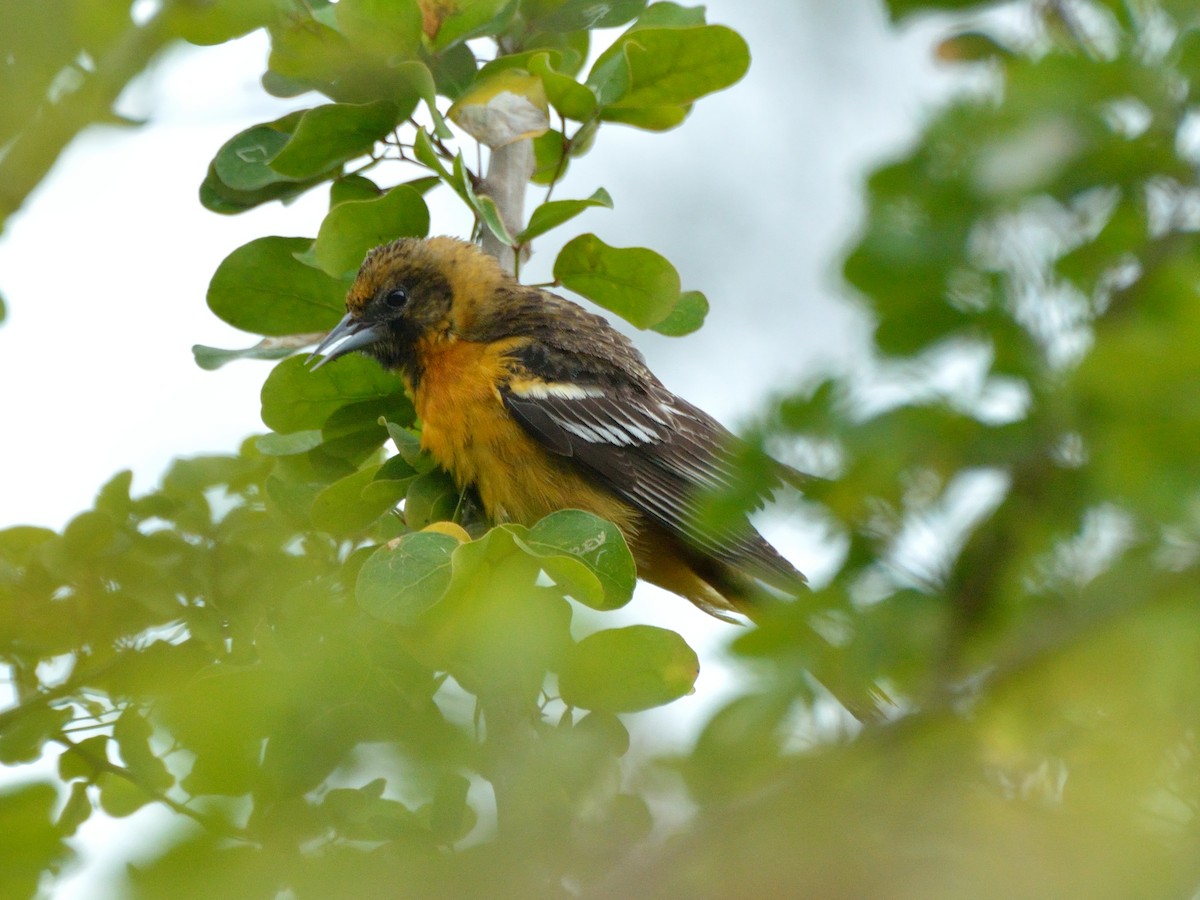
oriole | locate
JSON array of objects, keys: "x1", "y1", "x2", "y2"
[{"x1": 310, "y1": 236, "x2": 805, "y2": 620}]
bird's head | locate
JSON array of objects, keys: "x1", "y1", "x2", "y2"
[{"x1": 309, "y1": 236, "x2": 507, "y2": 378}]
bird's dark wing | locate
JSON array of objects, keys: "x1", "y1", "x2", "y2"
[{"x1": 499, "y1": 331, "x2": 805, "y2": 593}]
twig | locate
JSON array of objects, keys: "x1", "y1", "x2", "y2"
[{"x1": 479, "y1": 140, "x2": 535, "y2": 272}]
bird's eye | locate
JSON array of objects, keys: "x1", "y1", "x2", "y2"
[{"x1": 384, "y1": 287, "x2": 408, "y2": 310}]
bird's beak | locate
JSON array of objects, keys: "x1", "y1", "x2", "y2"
[{"x1": 307, "y1": 313, "x2": 383, "y2": 370}]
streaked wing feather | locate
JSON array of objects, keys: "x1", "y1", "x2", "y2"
[{"x1": 503, "y1": 382, "x2": 804, "y2": 590}]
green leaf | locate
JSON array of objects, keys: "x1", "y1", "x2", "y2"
[
  {"x1": 404, "y1": 470, "x2": 461, "y2": 530},
  {"x1": 334, "y1": 0, "x2": 423, "y2": 60},
  {"x1": 1056, "y1": 192, "x2": 1147, "y2": 294},
  {"x1": 527, "y1": 52, "x2": 598, "y2": 120},
  {"x1": 884, "y1": 0, "x2": 999, "y2": 21},
  {"x1": 323, "y1": 395, "x2": 411, "y2": 445},
  {"x1": 265, "y1": 474, "x2": 322, "y2": 525},
  {"x1": 113, "y1": 708, "x2": 173, "y2": 793},
  {"x1": 166, "y1": 0, "x2": 276, "y2": 45},
  {"x1": 96, "y1": 771, "x2": 148, "y2": 818},
  {"x1": 373, "y1": 453, "x2": 420, "y2": 483},
  {"x1": 463, "y1": 163, "x2": 518, "y2": 247},
  {"x1": 260, "y1": 354, "x2": 405, "y2": 434},
  {"x1": 322, "y1": 786, "x2": 420, "y2": 841},
  {"x1": 268, "y1": 101, "x2": 399, "y2": 179},
  {"x1": 256, "y1": 430, "x2": 325, "y2": 457},
  {"x1": 530, "y1": 0, "x2": 646, "y2": 32},
  {"x1": 651, "y1": 289, "x2": 708, "y2": 336},
  {"x1": 311, "y1": 464, "x2": 407, "y2": 535},
  {"x1": 554, "y1": 234, "x2": 680, "y2": 327},
  {"x1": 433, "y1": 530, "x2": 574, "y2": 700},
  {"x1": 414, "y1": 128, "x2": 469, "y2": 202},
  {"x1": 599, "y1": 104, "x2": 689, "y2": 130},
  {"x1": 331, "y1": 174, "x2": 383, "y2": 207},
  {"x1": 431, "y1": 41, "x2": 479, "y2": 100},
  {"x1": 0, "y1": 526, "x2": 56, "y2": 566},
  {"x1": 568, "y1": 118, "x2": 600, "y2": 157},
  {"x1": 262, "y1": 69, "x2": 310, "y2": 99},
  {"x1": 412, "y1": 127, "x2": 452, "y2": 179},
  {"x1": 478, "y1": 49, "x2": 567, "y2": 80},
  {"x1": 685, "y1": 693, "x2": 794, "y2": 802},
  {"x1": 587, "y1": 25, "x2": 749, "y2": 109},
  {"x1": 559, "y1": 625, "x2": 699, "y2": 712},
  {"x1": 201, "y1": 112, "x2": 332, "y2": 213},
  {"x1": 208, "y1": 237, "x2": 346, "y2": 336},
  {"x1": 1177, "y1": 27, "x2": 1200, "y2": 85},
  {"x1": 314, "y1": 184, "x2": 430, "y2": 277},
  {"x1": 0, "y1": 706, "x2": 70, "y2": 764},
  {"x1": 935, "y1": 30, "x2": 1015, "y2": 64},
  {"x1": 633, "y1": 2, "x2": 707, "y2": 28},
  {"x1": 432, "y1": 0, "x2": 513, "y2": 50},
  {"x1": 386, "y1": 421, "x2": 437, "y2": 472},
  {"x1": 265, "y1": 14, "x2": 425, "y2": 108},
  {"x1": 428, "y1": 772, "x2": 472, "y2": 843},
  {"x1": 393, "y1": 60, "x2": 453, "y2": 138},
  {"x1": 57, "y1": 781, "x2": 92, "y2": 837},
  {"x1": 523, "y1": 27, "x2": 591, "y2": 77},
  {"x1": 199, "y1": 161, "x2": 321, "y2": 215},
  {"x1": 404, "y1": 175, "x2": 443, "y2": 196},
  {"x1": 191, "y1": 341, "x2": 297, "y2": 371},
  {"x1": 519, "y1": 188, "x2": 612, "y2": 243},
  {"x1": 267, "y1": 18, "x2": 354, "y2": 93},
  {"x1": 0, "y1": 783, "x2": 72, "y2": 900},
  {"x1": 161, "y1": 454, "x2": 263, "y2": 495},
  {"x1": 363, "y1": 466, "x2": 417, "y2": 505},
  {"x1": 62, "y1": 511, "x2": 120, "y2": 559},
  {"x1": 357, "y1": 531, "x2": 460, "y2": 625},
  {"x1": 517, "y1": 509, "x2": 636, "y2": 610},
  {"x1": 58, "y1": 736, "x2": 110, "y2": 783},
  {"x1": 212, "y1": 122, "x2": 297, "y2": 192},
  {"x1": 575, "y1": 709, "x2": 631, "y2": 756},
  {"x1": 532, "y1": 129, "x2": 568, "y2": 184},
  {"x1": 95, "y1": 470, "x2": 133, "y2": 518},
  {"x1": 586, "y1": 41, "x2": 632, "y2": 107}
]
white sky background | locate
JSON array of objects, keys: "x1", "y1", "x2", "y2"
[{"x1": 0, "y1": 1, "x2": 956, "y2": 894}]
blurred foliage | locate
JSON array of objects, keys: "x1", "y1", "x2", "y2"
[
  {"x1": 5, "y1": 0, "x2": 1200, "y2": 898},
  {"x1": 1, "y1": 0, "x2": 164, "y2": 230}
]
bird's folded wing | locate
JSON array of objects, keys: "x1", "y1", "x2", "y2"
[{"x1": 501, "y1": 355, "x2": 804, "y2": 591}]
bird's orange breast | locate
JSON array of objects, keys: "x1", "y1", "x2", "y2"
[{"x1": 411, "y1": 334, "x2": 637, "y2": 532}]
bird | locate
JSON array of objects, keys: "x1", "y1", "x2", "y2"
[{"x1": 309, "y1": 236, "x2": 806, "y2": 621}]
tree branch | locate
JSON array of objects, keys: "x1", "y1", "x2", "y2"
[{"x1": 478, "y1": 140, "x2": 535, "y2": 274}]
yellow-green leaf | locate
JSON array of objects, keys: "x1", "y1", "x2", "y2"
[
  {"x1": 314, "y1": 185, "x2": 430, "y2": 277},
  {"x1": 554, "y1": 233, "x2": 680, "y2": 327},
  {"x1": 559, "y1": 626, "x2": 699, "y2": 712}
]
